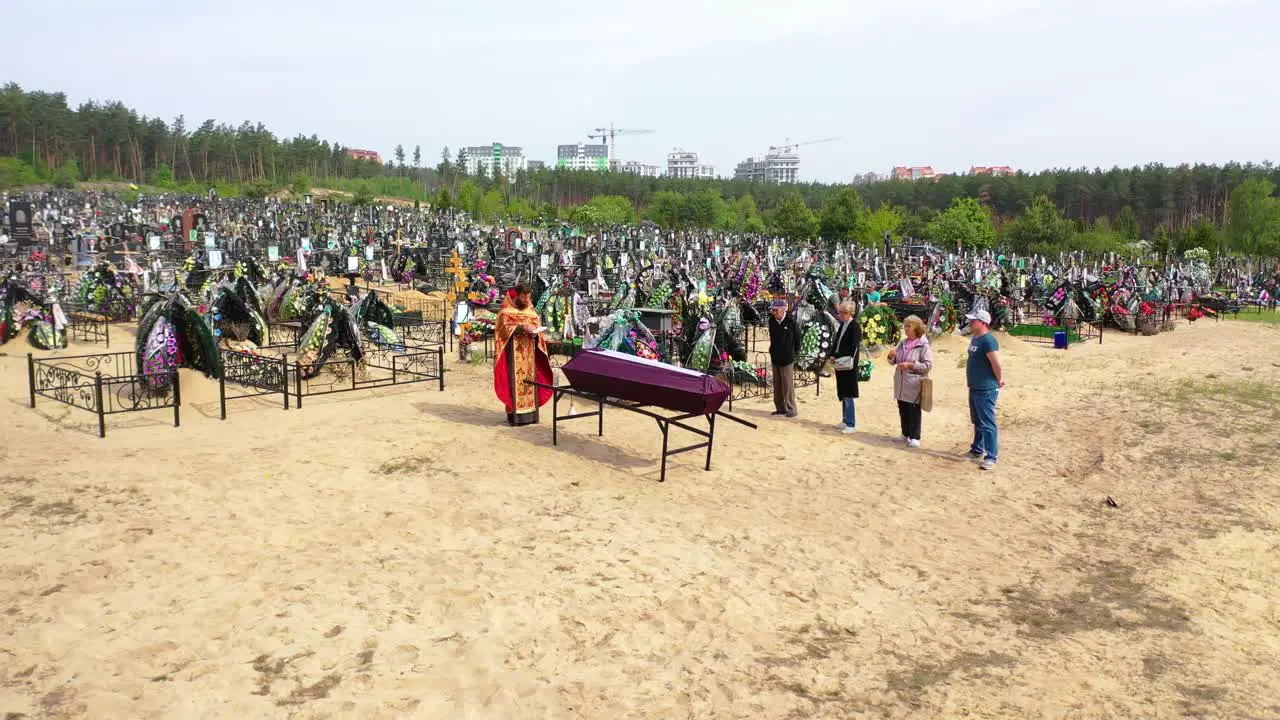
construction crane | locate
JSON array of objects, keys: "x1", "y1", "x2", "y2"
[
  {"x1": 588, "y1": 123, "x2": 655, "y2": 162},
  {"x1": 768, "y1": 137, "x2": 839, "y2": 154}
]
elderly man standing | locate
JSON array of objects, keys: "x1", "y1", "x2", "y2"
[{"x1": 767, "y1": 299, "x2": 802, "y2": 417}]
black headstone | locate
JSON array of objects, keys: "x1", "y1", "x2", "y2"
[{"x1": 8, "y1": 201, "x2": 33, "y2": 245}]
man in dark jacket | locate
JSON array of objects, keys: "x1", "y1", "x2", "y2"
[{"x1": 768, "y1": 299, "x2": 802, "y2": 417}]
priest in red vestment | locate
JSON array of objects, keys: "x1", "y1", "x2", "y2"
[{"x1": 494, "y1": 283, "x2": 553, "y2": 426}]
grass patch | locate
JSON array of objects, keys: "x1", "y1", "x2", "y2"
[
  {"x1": 758, "y1": 618, "x2": 869, "y2": 716},
  {"x1": 1226, "y1": 309, "x2": 1280, "y2": 325},
  {"x1": 34, "y1": 500, "x2": 81, "y2": 519},
  {"x1": 1133, "y1": 376, "x2": 1280, "y2": 476},
  {"x1": 1187, "y1": 490, "x2": 1273, "y2": 538},
  {"x1": 885, "y1": 652, "x2": 1018, "y2": 706},
  {"x1": 276, "y1": 673, "x2": 343, "y2": 706},
  {"x1": 2, "y1": 494, "x2": 34, "y2": 519},
  {"x1": 375, "y1": 456, "x2": 436, "y2": 474},
  {"x1": 759, "y1": 617, "x2": 858, "y2": 668},
  {"x1": 991, "y1": 561, "x2": 1190, "y2": 638},
  {"x1": 1136, "y1": 418, "x2": 1166, "y2": 433},
  {"x1": 1178, "y1": 683, "x2": 1228, "y2": 716},
  {"x1": 1139, "y1": 377, "x2": 1280, "y2": 422},
  {"x1": 1008, "y1": 323, "x2": 1082, "y2": 342},
  {"x1": 1167, "y1": 378, "x2": 1279, "y2": 410},
  {"x1": 1142, "y1": 654, "x2": 1179, "y2": 679}
]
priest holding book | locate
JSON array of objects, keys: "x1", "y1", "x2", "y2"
[{"x1": 494, "y1": 282, "x2": 554, "y2": 426}]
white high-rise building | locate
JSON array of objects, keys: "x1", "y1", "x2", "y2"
[
  {"x1": 734, "y1": 148, "x2": 800, "y2": 183},
  {"x1": 556, "y1": 143, "x2": 611, "y2": 171},
  {"x1": 666, "y1": 148, "x2": 715, "y2": 179},
  {"x1": 620, "y1": 161, "x2": 661, "y2": 177},
  {"x1": 460, "y1": 143, "x2": 527, "y2": 177}
]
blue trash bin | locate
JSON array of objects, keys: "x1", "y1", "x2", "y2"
[{"x1": 1053, "y1": 330, "x2": 1069, "y2": 349}]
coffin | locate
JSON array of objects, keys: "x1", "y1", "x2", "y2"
[{"x1": 561, "y1": 348, "x2": 731, "y2": 415}]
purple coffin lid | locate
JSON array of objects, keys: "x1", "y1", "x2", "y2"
[{"x1": 561, "y1": 348, "x2": 731, "y2": 415}]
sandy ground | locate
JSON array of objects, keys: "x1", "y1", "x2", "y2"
[{"x1": 1, "y1": 318, "x2": 1278, "y2": 719}]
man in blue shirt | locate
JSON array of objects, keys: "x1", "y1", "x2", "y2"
[{"x1": 964, "y1": 309, "x2": 1005, "y2": 470}]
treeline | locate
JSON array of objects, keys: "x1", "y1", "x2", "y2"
[
  {"x1": 0, "y1": 83, "x2": 389, "y2": 187},
  {"x1": 2, "y1": 81, "x2": 1279, "y2": 256}
]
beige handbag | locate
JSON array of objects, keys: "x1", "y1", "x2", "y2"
[{"x1": 920, "y1": 377, "x2": 934, "y2": 412}]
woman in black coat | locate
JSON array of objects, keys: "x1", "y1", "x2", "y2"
[{"x1": 831, "y1": 300, "x2": 861, "y2": 433}]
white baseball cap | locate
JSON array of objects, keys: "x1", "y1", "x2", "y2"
[{"x1": 965, "y1": 309, "x2": 992, "y2": 325}]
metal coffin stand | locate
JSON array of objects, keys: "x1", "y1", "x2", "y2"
[{"x1": 528, "y1": 380, "x2": 757, "y2": 483}]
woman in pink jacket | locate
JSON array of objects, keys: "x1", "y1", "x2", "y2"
[{"x1": 886, "y1": 315, "x2": 934, "y2": 448}]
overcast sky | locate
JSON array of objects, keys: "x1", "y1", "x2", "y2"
[{"x1": 7, "y1": 0, "x2": 1277, "y2": 182}]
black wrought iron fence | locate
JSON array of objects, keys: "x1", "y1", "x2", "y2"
[{"x1": 27, "y1": 351, "x2": 179, "y2": 438}]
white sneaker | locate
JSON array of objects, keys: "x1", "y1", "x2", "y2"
[
  {"x1": 842, "y1": 426, "x2": 857, "y2": 435},
  {"x1": 907, "y1": 439, "x2": 921, "y2": 449}
]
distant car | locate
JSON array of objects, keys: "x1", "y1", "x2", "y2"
[{"x1": 903, "y1": 243, "x2": 942, "y2": 258}]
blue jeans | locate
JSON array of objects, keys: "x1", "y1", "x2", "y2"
[
  {"x1": 968, "y1": 388, "x2": 999, "y2": 461},
  {"x1": 841, "y1": 398, "x2": 857, "y2": 428}
]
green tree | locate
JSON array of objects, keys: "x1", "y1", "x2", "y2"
[
  {"x1": 647, "y1": 190, "x2": 684, "y2": 228},
  {"x1": 862, "y1": 202, "x2": 904, "y2": 247},
  {"x1": 767, "y1": 193, "x2": 818, "y2": 240},
  {"x1": 394, "y1": 144, "x2": 405, "y2": 171},
  {"x1": 1152, "y1": 225, "x2": 1174, "y2": 258},
  {"x1": 290, "y1": 173, "x2": 311, "y2": 196},
  {"x1": 457, "y1": 180, "x2": 482, "y2": 216},
  {"x1": 1115, "y1": 205, "x2": 1140, "y2": 240},
  {"x1": 897, "y1": 211, "x2": 928, "y2": 241},
  {"x1": 926, "y1": 197, "x2": 995, "y2": 249},
  {"x1": 244, "y1": 180, "x2": 276, "y2": 199},
  {"x1": 537, "y1": 202, "x2": 560, "y2": 226},
  {"x1": 1004, "y1": 195, "x2": 1074, "y2": 254},
  {"x1": 147, "y1": 163, "x2": 176, "y2": 189},
  {"x1": 433, "y1": 187, "x2": 454, "y2": 211},
  {"x1": 351, "y1": 182, "x2": 375, "y2": 206},
  {"x1": 725, "y1": 194, "x2": 765, "y2": 233},
  {"x1": 506, "y1": 197, "x2": 535, "y2": 222},
  {"x1": 1074, "y1": 217, "x2": 1128, "y2": 255},
  {"x1": 680, "y1": 189, "x2": 727, "y2": 229},
  {"x1": 438, "y1": 147, "x2": 452, "y2": 177},
  {"x1": 52, "y1": 158, "x2": 79, "y2": 189},
  {"x1": 477, "y1": 190, "x2": 505, "y2": 221},
  {"x1": 1227, "y1": 178, "x2": 1280, "y2": 256},
  {"x1": 412, "y1": 145, "x2": 421, "y2": 168},
  {"x1": 818, "y1": 187, "x2": 869, "y2": 246},
  {"x1": 1178, "y1": 218, "x2": 1224, "y2": 257},
  {"x1": 570, "y1": 195, "x2": 637, "y2": 227}
]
